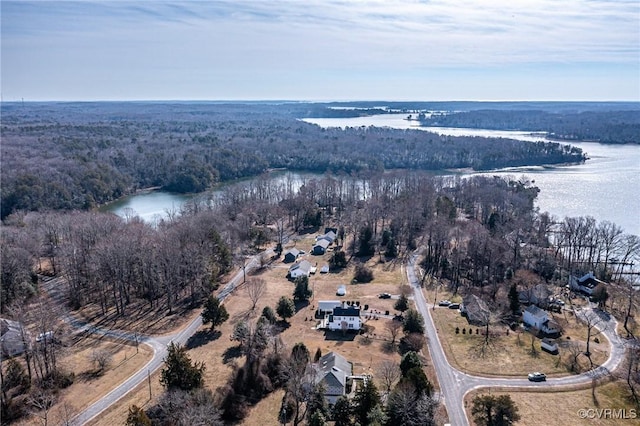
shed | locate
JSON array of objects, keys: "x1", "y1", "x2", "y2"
[
  {"x1": 1, "y1": 318, "x2": 27, "y2": 357},
  {"x1": 283, "y1": 248, "x2": 301, "y2": 263},
  {"x1": 312, "y1": 239, "x2": 330, "y2": 255}
]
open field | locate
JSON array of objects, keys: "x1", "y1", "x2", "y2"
[
  {"x1": 429, "y1": 289, "x2": 608, "y2": 377},
  {"x1": 14, "y1": 335, "x2": 152, "y2": 426},
  {"x1": 465, "y1": 381, "x2": 638, "y2": 426},
  {"x1": 91, "y1": 235, "x2": 439, "y2": 424}
]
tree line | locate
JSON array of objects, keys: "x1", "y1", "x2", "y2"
[
  {"x1": 419, "y1": 109, "x2": 640, "y2": 144},
  {"x1": 1, "y1": 102, "x2": 586, "y2": 219}
]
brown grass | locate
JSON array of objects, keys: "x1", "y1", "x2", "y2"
[
  {"x1": 465, "y1": 381, "x2": 638, "y2": 425},
  {"x1": 15, "y1": 336, "x2": 152, "y2": 426},
  {"x1": 429, "y1": 290, "x2": 608, "y2": 377},
  {"x1": 91, "y1": 235, "x2": 438, "y2": 425}
]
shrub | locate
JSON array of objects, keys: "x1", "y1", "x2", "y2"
[{"x1": 353, "y1": 264, "x2": 374, "y2": 283}]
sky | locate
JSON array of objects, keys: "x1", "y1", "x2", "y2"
[{"x1": 1, "y1": 0, "x2": 639, "y2": 101}]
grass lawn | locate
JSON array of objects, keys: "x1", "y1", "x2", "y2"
[
  {"x1": 15, "y1": 335, "x2": 153, "y2": 426},
  {"x1": 429, "y1": 290, "x2": 608, "y2": 377},
  {"x1": 465, "y1": 381, "x2": 638, "y2": 426},
  {"x1": 91, "y1": 235, "x2": 439, "y2": 425}
]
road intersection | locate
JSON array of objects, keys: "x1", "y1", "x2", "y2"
[{"x1": 64, "y1": 250, "x2": 629, "y2": 425}]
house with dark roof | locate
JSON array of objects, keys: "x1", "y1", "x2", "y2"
[
  {"x1": 461, "y1": 294, "x2": 490, "y2": 325},
  {"x1": 283, "y1": 248, "x2": 301, "y2": 263},
  {"x1": 312, "y1": 239, "x2": 330, "y2": 255},
  {"x1": 1, "y1": 318, "x2": 27, "y2": 357},
  {"x1": 522, "y1": 305, "x2": 560, "y2": 336},
  {"x1": 320, "y1": 303, "x2": 362, "y2": 331},
  {"x1": 570, "y1": 272, "x2": 607, "y2": 296},
  {"x1": 288, "y1": 260, "x2": 312, "y2": 279},
  {"x1": 313, "y1": 351, "x2": 352, "y2": 404}
]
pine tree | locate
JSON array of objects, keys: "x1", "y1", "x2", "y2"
[
  {"x1": 352, "y1": 380, "x2": 381, "y2": 426},
  {"x1": 508, "y1": 283, "x2": 520, "y2": 315},
  {"x1": 160, "y1": 342, "x2": 205, "y2": 391},
  {"x1": 276, "y1": 296, "x2": 295, "y2": 322},
  {"x1": 201, "y1": 295, "x2": 229, "y2": 331}
]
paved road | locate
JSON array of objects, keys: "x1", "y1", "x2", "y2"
[
  {"x1": 405, "y1": 253, "x2": 630, "y2": 426},
  {"x1": 67, "y1": 251, "x2": 266, "y2": 425}
]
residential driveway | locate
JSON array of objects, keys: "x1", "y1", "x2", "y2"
[{"x1": 405, "y1": 253, "x2": 630, "y2": 426}]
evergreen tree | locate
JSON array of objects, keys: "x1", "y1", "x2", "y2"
[
  {"x1": 402, "y1": 309, "x2": 425, "y2": 334},
  {"x1": 160, "y1": 342, "x2": 205, "y2": 391},
  {"x1": 352, "y1": 379, "x2": 382, "y2": 426},
  {"x1": 394, "y1": 293, "x2": 409, "y2": 312},
  {"x1": 384, "y1": 236, "x2": 398, "y2": 258},
  {"x1": 276, "y1": 296, "x2": 295, "y2": 322},
  {"x1": 201, "y1": 295, "x2": 229, "y2": 331},
  {"x1": 508, "y1": 283, "x2": 520, "y2": 315},
  {"x1": 332, "y1": 396, "x2": 353, "y2": 426},
  {"x1": 358, "y1": 226, "x2": 375, "y2": 256},
  {"x1": 293, "y1": 276, "x2": 313, "y2": 302},
  {"x1": 400, "y1": 351, "x2": 422, "y2": 376},
  {"x1": 400, "y1": 367, "x2": 433, "y2": 397},
  {"x1": 261, "y1": 305, "x2": 277, "y2": 324}
]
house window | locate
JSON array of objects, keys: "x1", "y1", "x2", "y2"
[{"x1": 349, "y1": 324, "x2": 353, "y2": 328}]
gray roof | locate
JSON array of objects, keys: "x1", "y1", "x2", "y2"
[
  {"x1": 315, "y1": 352, "x2": 352, "y2": 395},
  {"x1": 314, "y1": 239, "x2": 330, "y2": 250},
  {"x1": 462, "y1": 294, "x2": 490, "y2": 325},
  {"x1": 289, "y1": 259, "x2": 312, "y2": 273},
  {"x1": 285, "y1": 248, "x2": 300, "y2": 257},
  {"x1": 525, "y1": 305, "x2": 546, "y2": 317}
]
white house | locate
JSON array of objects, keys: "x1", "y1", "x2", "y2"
[
  {"x1": 312, "y1": 351, "x2": 352, "y2": 404},
  {"x1": 288, "y1": 260, "x2": 312, "y2": 279},
  {"x1": 322, "y1": 304, "x2": 362, "y2": 331},
  {"x1": 522, "y1": 305, "x2": 560, "y2": 335},
  {"x1": 541, "y1": 338, "x2": 559, "y2": 354},
  {"x1": 570, "y1": 272, "x2": 606, "y2": 295}
]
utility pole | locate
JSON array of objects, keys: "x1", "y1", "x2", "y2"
[{"x1": 148, "y1": 369, "x2": 152, "y2": 400}]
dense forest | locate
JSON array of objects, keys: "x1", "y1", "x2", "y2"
[
  {"x1": 418, "y1": 109, "x2": 640, "y2": 144},
  {"x1": 3, "y1": 168, "x2": 640, "y2": 424},
  {"x1": 0, "y1": 102, "x2": 587, "y2": 219}
]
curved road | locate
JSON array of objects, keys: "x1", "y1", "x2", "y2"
[
  {"x1": 68, "y1": 253, "x2": 265, "y2": 425},
  {"x1": 405, "y1": 253, "x2": 629, "y2": 426},
  {"x1": 66, "y1": 248, "x2": 628, "y2": 425}
]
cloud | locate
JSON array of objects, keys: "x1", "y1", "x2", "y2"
[{"x1": 1, "y1": 0, "x2": 638, "y2": 100}]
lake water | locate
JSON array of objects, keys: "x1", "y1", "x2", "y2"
[
  {"x1": 104, "y1": 114, "x2": 639, "y2": 236},
  {"x1": 303, "y1": 114, "x2": 640, "y2": 236}
]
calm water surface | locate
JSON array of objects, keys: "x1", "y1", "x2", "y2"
[{"x1": 104, "y1": 114, "x2": 639, "y2": 235}]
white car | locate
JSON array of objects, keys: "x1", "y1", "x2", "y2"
[{"x1": 336, "y1": 285, "x2": 346, "y2": 296}]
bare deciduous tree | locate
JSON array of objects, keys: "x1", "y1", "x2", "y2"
[
  {"x1": 385, "y1": 320, "x2": 403, "y2": 345},
  {"x1": 377, "y1": 360, "x2": 401, "y2": 393},
  {"x1": 90, "y1": 349, "x2": 113, "y2": 374},
  {"x1": 245, "y1": 277, "x2": 266, "y2": 311}
]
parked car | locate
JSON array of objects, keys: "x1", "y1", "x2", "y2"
[
  {"x1": 36, "y1": 331, "x2": 54, "y2": 343},
  {"x1": 336, "y1": 285, "x2": 346, "y2": 296},
  {"x1": 528, "y1": 372, "x2": 546, "y2": 382},
  {"x1": 379, "y1": 293, "x2": 392, "y2": 299},
  {"x1": 448, "y1": 303, "x2": 460, "y2": 309},
  {"x1": 438, "y1": 300, "x2": 452, "y2": 307}
]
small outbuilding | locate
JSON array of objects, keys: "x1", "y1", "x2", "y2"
[
  {"x1": 283, "y1": 248, "x2": 301, "y2": 263},
  {"x1": 541, "y1": 338, "x2": 559, "y2": 354},
  {"x1": 313, "y1": 239, "x2": 330, "y2": 255},
  {"x1": 1, "y1": 318, "x2": 27, "y2": 357},
  {"x1": 288, "y1": 260, "x2": 312, "y2": 279}
]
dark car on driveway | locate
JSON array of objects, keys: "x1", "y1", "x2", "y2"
[{"x1": 379, "y1": 293, "x2": 392, "y2": 299}]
